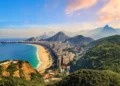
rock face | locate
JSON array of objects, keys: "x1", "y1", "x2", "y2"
[
  {"x1": 0, "y1": 60, "x2": 37, "y2": 80},
  {"x1": 65, "y1": 35, "x2": 93, "y2": 45},
  {"x1": 43, "y1": 32, "x2": 69, "y2": 42}
]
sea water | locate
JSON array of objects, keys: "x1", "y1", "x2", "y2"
[{"x1": 0, "y1": 43, "x2": 39, "y2": 69}]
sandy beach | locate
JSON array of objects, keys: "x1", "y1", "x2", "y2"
[{"x1": 30, "y1": 44, "x2": 53, "y2": 73}]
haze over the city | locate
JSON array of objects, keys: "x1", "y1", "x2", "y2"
[{"x1": 0, "y1": 0, "x2": 120, "y2": 38}]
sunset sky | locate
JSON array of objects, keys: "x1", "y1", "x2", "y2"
[{"x1": 0, "y1": 0, "x2": 120, "y2": 38}]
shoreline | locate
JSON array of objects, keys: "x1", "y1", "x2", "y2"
[{"x1": 29, "y1": 44, "x2": 53, "y2": 73}]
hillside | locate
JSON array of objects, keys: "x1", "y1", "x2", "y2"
[
  {"x1": 43, "y1": 32, "x2": 69, "y2": 42},
  {"x1": 65, "y1": 35, "x2": 93, "y2": 45},
  {"x1": 0, "y1": 60, "x2": 46, "y2": 86},
  {"x1": 71, "y1": 41, "x2": 120, "y2": 73},
  {"x1": 55, "y1": 69, "x2": 120, "y2": 86},
  {"x1": 0, "y1": 60, "x2": 38, "y2": 80},
  {"x1": 88, "y1": 35, "x2": 120, "y2": 48}
]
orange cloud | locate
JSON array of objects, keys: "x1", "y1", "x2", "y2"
[
  {"x1": 66, "y1": 0, "x2": 97, "y2": 15},
  {"x1": 98, "y1": 0, "x2": 120, "y2": 22}
]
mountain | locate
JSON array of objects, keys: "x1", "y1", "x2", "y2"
[
  {"x1": 25, "y1": 37, "x2": 37, "y2": 41},
  {"x1": 87, "y1": 25, "x2": 118, "y2": 39},
  {"x1": 43, "y1": 32, "x2": 69, "y2": 42},
  {"x1": 56, "y1": 69, "x2": 120, "y2": 86},
  {"x1": 100, "y1": 25, "x2": 117, "y2": 36},
  {"x1": 71, "y1": 35, "x2": 120, "y2": 73},
  {"x1": 36, "y1": 33, "x2": 49, "y2": 40},
  {"x1": 66, "y1": 25, "x2": 118, "y2": 39},
  {"x1": 0, "y1": 60, "x2": 45, "y2": 86},
  {"x1": 65, "y1": 35, "x2": 93, "y2": 45},
  {"x1": 102, "y1": 25, "x2": 117, "y2": 33}
]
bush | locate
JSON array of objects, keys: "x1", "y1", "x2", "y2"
[{"x1": 56, "y1": 69, "x2": 120, "y2": 86}]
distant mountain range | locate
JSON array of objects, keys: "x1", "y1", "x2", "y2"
[
  {"x1": 74, "y1": 25, "x2": 118, "y2": 39},
  {"x1": 62, "y1": 25, "x2": 119, "y2": 39},
  {"x1": 26, "y1": 25, "x2": 120, "y2": 42},
  {"x1": 40, "y1": 32, "x2": 93, "y2": 45},
  {"x1": 26, "y1": 31, "x2": 93, "y2": 45}
]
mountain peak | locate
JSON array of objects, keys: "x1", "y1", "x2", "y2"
[
  {"x1": 102, "y1": 25, "x2": 116, "y2": 32},
  {"x1": 76, "y1": 35, "x2": 84, "y2": 38},
  {"x1": 44, "y1": 31, "x2": 69, "y2": 42},
  {"x1": 56, "y1": 31, "x2": 65, "y2": 35},
  {"x1": 104, "y1": 25, "x2": 109, "y2": 28}
]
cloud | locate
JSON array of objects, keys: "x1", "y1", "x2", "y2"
[
  {"x1": 98, "y1": 0, "x2": 120, "y2": 22},
  {"x1": 66, "y1": 0, "x2": 97, "y2": 15}
]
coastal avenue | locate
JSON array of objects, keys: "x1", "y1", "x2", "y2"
[{"x1": 0, "y1": 41, "x2": 58, "y2": 71}]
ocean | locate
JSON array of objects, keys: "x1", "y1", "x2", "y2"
[{"x1": 0, "y1": 43, "x2": 39, "y2": 69}]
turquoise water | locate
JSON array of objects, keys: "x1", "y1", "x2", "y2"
[{"x1": 0, "y1": 43, "x2": 39, "y2": 69}]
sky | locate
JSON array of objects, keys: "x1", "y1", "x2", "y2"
[{"x1": 0, "y1": 0, "x2": 120, "y2": 38}]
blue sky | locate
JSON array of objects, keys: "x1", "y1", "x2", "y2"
[{"x1": 0, "y1": 0, "x2": 120, "y2": 38}]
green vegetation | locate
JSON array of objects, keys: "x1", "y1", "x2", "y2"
[
  {"x1": 7, "y1": 63, "x2": 18, "y2": 76},
  {"x1": 0, "y1": 66, "x2": 3, "y2": 75},
  {"x1": 0, "y1": 76, "x2": 46, "y2": 86},
  {"x1": 0, "y1": 60, "x2": 46, "y2": 86},
  {"x1": 88, "y1": 35, "x2": 120, "y2": 48},
  {"x1": 71, "y1": 42, "x2": 120, "y2": 73},
  {"x1": 70, "y1": 35, "x2": 120, "y2": 73},
  {"x1": 55, "y1": 69, "x2": 120, "y2": 86}
]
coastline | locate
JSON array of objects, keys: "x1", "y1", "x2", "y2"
[{"x1": 29, "y1": 44, "x2": 53, "y2": 73}]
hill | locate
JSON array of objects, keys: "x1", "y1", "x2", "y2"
[
  {"x1": 88, "y1": 35, "x2": 120, "y2": 48},
  {"x1": 71, "y1": 41, "x2": 120, "y2": 73},
  {"x1": 65, "y1": 35, "x2": 93, "y2": 45},
  {"x1": 42, "y1": 32, "x2": 69, "y2": 42},
  {"x1": 0, "y1": 60, "x2": 38, "y2": 80},
  {"x1": 0, "y1": 60, "x2": 45, "y2": 86},
  {"x1": 55, "y1": 69, "x2": 120, "y2": 86}
]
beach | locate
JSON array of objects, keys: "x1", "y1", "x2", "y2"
[{"x1": 30, "y1": 44, "x2": 53, "y2": 73}]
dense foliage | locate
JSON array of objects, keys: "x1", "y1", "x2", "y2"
[
  {"x1": 56, "y1": 69, "x2": 120, "y2": 86},
  {"x1": 71, "y1": 42, "x2": 120, "y2": 73},
  {"x1": 0, "y1": 75, "x2": 46, "y2": 86},
  {"x1": 88, "y1": 35, "x2": 120, "y2": 48},
  {"x1": 7, "y1": 63, "x2": 18, "y2": 76}
]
